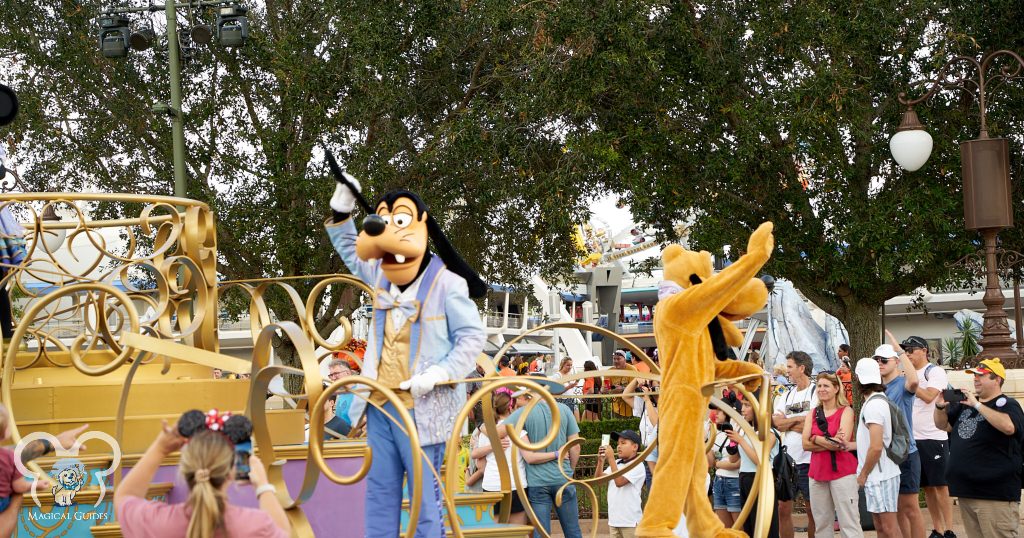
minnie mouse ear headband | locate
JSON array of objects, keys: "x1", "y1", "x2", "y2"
[{"x1": 178, "y1": 409, "x2": 253, "y2": 445}]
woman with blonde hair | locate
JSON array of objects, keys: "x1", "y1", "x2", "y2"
[
  {"x1": 115, "y1": 420, "x2": 290, "y2": 537},
  {"x1": 802, "y1": 372, "x2": 861, "y2": 538},
  {"x1": 551, "y1": 357, "x2": 582, "y2": 421}
]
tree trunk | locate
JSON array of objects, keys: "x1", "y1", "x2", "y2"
[
  {"x1": 273, "y1": 337, "x2": 305, "y2": 398},
  {"x1": 839, "y1": 301, "x2": 882, "y2": 361},
  {"x1": 837, "y1": 301, "x2": 882, "y2": 408}
]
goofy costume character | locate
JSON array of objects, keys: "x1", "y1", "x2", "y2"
[{"x1": 325, "y1": 155, "x2": 486, "y2": 537}]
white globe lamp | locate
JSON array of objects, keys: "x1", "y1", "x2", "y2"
[{"x1": 889, "y1": 108, "x2": 933, "y2": 172}]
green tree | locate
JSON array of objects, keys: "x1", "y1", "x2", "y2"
[
  {"x1": 529, "y1": 0, "x2": 1024, "y2": 360},
  {"x1": 0, "y1": 1, "x2": 608, "y2": 388}
]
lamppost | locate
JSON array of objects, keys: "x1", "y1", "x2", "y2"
[
  {"x1": 95, "y1": 1, "x2": 250, "y2": 199},
  {"x1": 890, "y1": 50, "x2": 1024, "y2": 363}
]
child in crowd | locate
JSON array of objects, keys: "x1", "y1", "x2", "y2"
[{"x1": 595, "y1": 430, "x2": 646, "y2": 538}]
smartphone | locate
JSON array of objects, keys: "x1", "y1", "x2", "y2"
[
  {"x1": 942, "y1": 388, "x2": 966, "y2": 403},
  {"x1": 233, "y1": 446, "x2": 250, "y2": 479},
  {"x1": 601, "y1": 434, "x2": 610, "y2": 447}
]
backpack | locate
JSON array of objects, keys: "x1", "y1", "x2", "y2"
[
  {"x1": 771, "y1": 430, "x2": 798, "y2": 502},
  {"x1": 924, "y1": 364, "x2": 954, "y2": 391},
  {"x1": 862, "y1": 393, "x2": 911, "y2": 465}
]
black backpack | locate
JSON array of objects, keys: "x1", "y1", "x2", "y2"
[{"x1": 772, "y1": 430, "x2": 798, "y2": 502}]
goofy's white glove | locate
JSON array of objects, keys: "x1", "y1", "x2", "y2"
[
  {"x1": 330, "y1": 172, "x2": 361, "y2": 214},
  {"x1": 399, "y1": 365, "x2": 449, "y2": 399}
]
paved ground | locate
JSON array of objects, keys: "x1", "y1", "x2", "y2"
[{"x1": 549, "y1": 509, "x2": 972, "y2": 536}]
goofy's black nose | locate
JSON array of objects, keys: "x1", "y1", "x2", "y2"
[{"x1": 362, "y1": 214, "x2": 386, "y2": 236}]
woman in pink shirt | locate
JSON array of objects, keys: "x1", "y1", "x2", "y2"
[
  {"x1": 802, "y1": 372, "x2": 862, "y2": 538},
  {"x1": 114, "y1": 421, "x2": 290, "y2": 537}
]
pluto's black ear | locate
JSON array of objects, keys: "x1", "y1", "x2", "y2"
[{"x1": 708, "y1": 317, "x2": 730, "y2": 360}]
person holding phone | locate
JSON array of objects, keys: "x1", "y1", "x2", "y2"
[
  {"x1": 115, "y1": 420, "x2": 290, "y2": 537},
  {"x1": 802, "y1": 372, "x2": 861, "y2": 538},
  {"x1": 707, "y1": 410, "x2": 741, "y2": 527}
]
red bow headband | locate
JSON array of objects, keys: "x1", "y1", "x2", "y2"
[{"x1": 205, "y1": 409, "x2": 232, "y2": 432}]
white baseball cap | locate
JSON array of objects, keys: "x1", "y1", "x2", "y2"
[
  {"x1": 872, "y1": 344, "x2": 898, "y2": 359},
  {"x1": 855, "y1": 358, "x2": 882, "y2": 385}
]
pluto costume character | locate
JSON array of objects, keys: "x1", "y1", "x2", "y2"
[
  {"x1": 637, "y1": 222, "x2": 774, "y2": 538},
  {"x1": 325, "y1": 155, "x2": 486, "y2": 537}
]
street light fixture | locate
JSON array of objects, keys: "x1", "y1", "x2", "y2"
[
  {"x1": 891, "y1": 50, "x2": 1024, "y2": 363},
  {"x1": 889, "y1": 108, "x2": 933, "y2": 172}
]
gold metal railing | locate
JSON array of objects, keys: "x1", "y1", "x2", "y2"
[{"x1": 0, "y1": 193, "x2": 777, "y2": 537}]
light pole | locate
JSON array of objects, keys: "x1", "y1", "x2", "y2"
[
  {"x1": 890, "y1": 50, "x2": 1024, "y2": 363},
  {"x1": 96, "y1": 1, "x2": 249, "y2": 199}
]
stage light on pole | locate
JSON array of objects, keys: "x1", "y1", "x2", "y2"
[
  {"x1": 190, "y1": 24, "x2": 213, "y2": 45},
  {"x1": 129, "y1": 27, "x2": 156, "y2": 51},
  {"x1": 97, "y1": 15, "x2": 131, "y2": 58},
  {"x1": 216, "y1": 5, "x2": 249, "y2": 47}
]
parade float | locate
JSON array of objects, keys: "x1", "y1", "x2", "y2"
[{"x1": 0, "y1": 192, "x2": 778, "y2": 538}]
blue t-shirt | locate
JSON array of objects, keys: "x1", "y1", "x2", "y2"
[
  {"x1": 505, "y1": 402, "x2": 580, "y2": 486},
  {"x1": 885, "y1": 376, "x2": 918, "y2": 453},
  {"x1": 335, "y1": 393, "x2": 353, "y2": 427}
]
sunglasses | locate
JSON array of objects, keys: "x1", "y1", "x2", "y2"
[{"x1": 874, "y1": 357, "x2": 895, "y2": 364}]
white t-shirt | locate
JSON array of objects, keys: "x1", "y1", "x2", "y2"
[
  {"x1": 711, "y1": 430, "x2": 740, "y2": 478},
  {"x1": 479, "y1": 419, "x2": 528, "y2": 491},
  {"x1": 551, "y1": 371, "x2": 583, "y2": 396},
  {"x1": 633, "y1": 397, "x2": 658, "y2": 446},
  {"x1": 857, "y1": 395, "x2": 901, "y2": 485},
  {"x1": 774, "y1": 381, "x2": 818, "y2": 465},
  {"x1": 605, "y1": 459, "x2": 647, "y2": 527},
  {"x1": 913, "y1": 364, "x2": 949, "y2": 441}
]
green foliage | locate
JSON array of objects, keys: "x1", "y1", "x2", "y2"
[
  {"x1": 5, "y1": 1, "x2": 1024, "y2": 362},
  {"x1": 514, "y1": 0, "x2": 1023, "y2": 354},
  {"x1": 943, "y1": 318, "x2": 981, "y2": 369}
]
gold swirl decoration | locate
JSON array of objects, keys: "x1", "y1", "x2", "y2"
[
  {"x1": 0, "y1": 192, "x2": 783, "y2": 537},
  {"x1": 0, "y1": 194, "x2": 219, "y2": 368}
]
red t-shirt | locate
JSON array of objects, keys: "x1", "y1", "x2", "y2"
[{"x1": 116, "y1": 496, "x2": 288, "y2": 537}]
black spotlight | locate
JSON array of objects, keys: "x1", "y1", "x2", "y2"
[
  {"x1": 129, "y1": 27, "x2": 156, "y2": 51},
  {"x1": 97, "y1": 15, "x2": 131, "y2": 58},
  {"x1": 216, "y1": 5, "x2": 249, "y2": 47},
  {"x1": 0, "y1": 84, "x2": 18, "y2": 127},
  {"x1": 190, "y1": 23, "x2": 213, "y2": 45}
]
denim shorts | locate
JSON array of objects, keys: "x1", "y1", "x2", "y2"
[{"x1": 712, "y1": 475, "x2": 742, "y2": 513}]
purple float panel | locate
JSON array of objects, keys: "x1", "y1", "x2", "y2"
[{"x1": 126, "y1": 453, "x2": 368, "y2": 537}]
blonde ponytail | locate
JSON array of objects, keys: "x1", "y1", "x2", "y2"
[{"x1": 179, "y1": 430, "x2": 234, "y2": 538}]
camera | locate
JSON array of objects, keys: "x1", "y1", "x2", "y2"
[
  {"x1": 942, "y1": 388, "x2": 966, "y2": 404},
  {"x1": 716, "y1": 423, "x2": 733, "y2": 433},
  {"x1": 786, "y1": 401, "x2": 810, "y2": 414}
]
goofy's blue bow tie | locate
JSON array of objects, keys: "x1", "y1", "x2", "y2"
[{"x1": 374, "y1": 289, "x2": 421, "y2": 323}]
